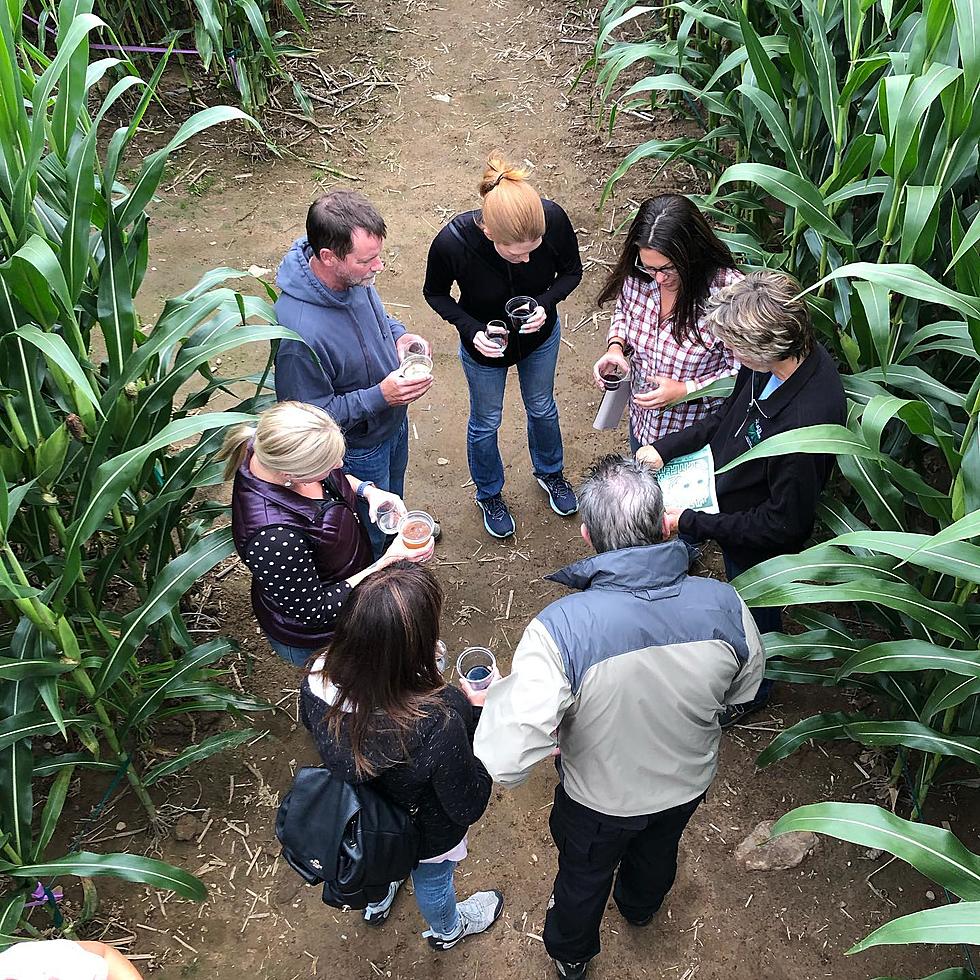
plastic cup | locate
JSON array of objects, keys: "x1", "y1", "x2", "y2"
[
  {"x1": 600, "y1": 365, "x2": 628, "y2": 391},
  {"x1": 631, "y1": 369, "x2": 659, "y2": 396},
  {"x1": 399, "y1": 510, "x2": 435, "y2": 550},
  {"x1": 376, "y1": 501, "x2": 402, "y2": 535},
  {"x1": 400, "y1": 353, "x2": 433, "y2": 381},
  {"x1": 505, "y1": 295, "x2": 537, "y2": 332},
  {"x1": 485, "y1": 319, "x2": 509, "y2": 350},
  {"x1": 456, "y1": 647, "x2": 496, "y2": 691}
]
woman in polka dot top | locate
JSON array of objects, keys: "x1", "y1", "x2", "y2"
[{"x1": 220, "y1": 402, "x2": 434, "y2": 666}]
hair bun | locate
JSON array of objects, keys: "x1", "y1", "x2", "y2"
[{"x1": 478, "y1": 152, "x2": 529, "y2": 197}]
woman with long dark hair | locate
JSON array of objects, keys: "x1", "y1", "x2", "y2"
[
  {"x1": 592, "y1": 195, "x2": 742, "y2": 451},
  {"x1": 300, "y1": 562, "x2": 503, "y2": 949}
]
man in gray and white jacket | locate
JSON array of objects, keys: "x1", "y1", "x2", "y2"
[{"x1": 472, "y1": 455, "x2": 765, "y2": 980}]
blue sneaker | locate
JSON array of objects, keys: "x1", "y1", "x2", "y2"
[
  {"x1": 476, "y1": 494, "x2": 516, "y2": 538},
  {"x1": 537, "y1": 472, "x2": 578, "y2": 517}
]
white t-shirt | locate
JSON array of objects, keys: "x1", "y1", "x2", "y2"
[{"x1": 0, "y1": 940, "x2": 108, "y2": 980}]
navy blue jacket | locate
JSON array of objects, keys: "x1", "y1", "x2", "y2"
[{"x1": 274, "y1": 238, "x2": 406, "y2": 449}]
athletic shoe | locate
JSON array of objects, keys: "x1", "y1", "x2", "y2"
[
  {"x1": 537, "y1": 472, "x2": 579, "y2": 517},
  {"x1": 622, "y1": 912, "x2": 654, "y2": 927},
  {"x1": 554, "y1": 960, "x2": 590, "y2": 979},
  {"x1": 425, "y1": 889, "x2": 504, "y2": 950},
  {"x1": 476, "y1": 494, "x2": 516, "y2": 538},
  {"x1": 363, "y1": 879, "x2": 404, "y2": 927}
]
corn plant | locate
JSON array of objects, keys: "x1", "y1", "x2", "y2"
[
  {"x1": 587, "y1": 0, "x2": 980, "y2": 811},
  {"x1": 772, "y1": 802, "x2": 980, "y2": 979},
  {"x1": 0, "y1": 0, "x2": 302, "y2": 940},
  {"x1": 25, "y1": 0, "x2": 312, "y2": 112}
]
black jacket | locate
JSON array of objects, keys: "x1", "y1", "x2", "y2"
[
  {"x1": 422, "y1": 200, "x2": 583, "y2": 367},
  {"x1": 300, "y1": 681, "x2": 492, "y2": 859},
  {"x1": 652, "y1": 343, "x2": 846, "y2": 568}
]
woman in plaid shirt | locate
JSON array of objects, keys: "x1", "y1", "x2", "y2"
[{"x1": 592, "y1": 196, "x2": 742, "y2": 451}]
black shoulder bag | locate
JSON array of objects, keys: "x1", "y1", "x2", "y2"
[{"x1": 275, "y1": 766, "x2": 421, "y2": 909}]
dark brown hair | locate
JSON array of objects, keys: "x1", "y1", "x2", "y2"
[
  {"x1": 596, "y1": 194, "x2": 736, "y2": 345},
  {"x1": 307, "y1": 189, "x2": 387, "y2": 259},
  {"x1": 313, "y1": 561, "x2": 446, "y2": 778}
]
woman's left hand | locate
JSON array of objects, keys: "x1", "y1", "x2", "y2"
[
  {"x1": 633, "y1": 377, "x2": 688, "y2": 410},
  {"x1": 365, "y1": 487, "x2": 406, "y2": 524},
  {"x1": 519, "y1": 304, "x2": 548, "y2": 334}
]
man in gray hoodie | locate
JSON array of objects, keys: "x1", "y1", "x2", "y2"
[{"x1": 275, "y1": 190, "x2": 433, "y2": 556}]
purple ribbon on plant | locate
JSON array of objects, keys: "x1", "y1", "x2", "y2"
[{"x1": 25, "y1": 882, "x2": 63, "y2": 909}]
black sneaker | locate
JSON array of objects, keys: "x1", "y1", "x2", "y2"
[
  {"x1": 554, "y1": 960, "x2": 590, "y2": 980},
  {"x1": 476, "y1": 494, "x2": 516, "y2": 538},
  {"x1": 537, "y1": 472, "x2": 579, "y2": 517}
]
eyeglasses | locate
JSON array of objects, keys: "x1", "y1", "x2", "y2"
[{"x1": 634, "y1": 256, "x2": 677, "y2": 278}]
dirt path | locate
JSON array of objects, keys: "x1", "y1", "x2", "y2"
[{"x1": 89, "y1": 1, "x2": 965, "y2": 977}]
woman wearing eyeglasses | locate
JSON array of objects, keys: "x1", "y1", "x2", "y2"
[{"x1": 592, "y1": 195, "x2": 742, "y2": 451}]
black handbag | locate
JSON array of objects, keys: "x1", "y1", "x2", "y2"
[{"x1": 275, "y1": 766, "x2": 422, "y2": 910}]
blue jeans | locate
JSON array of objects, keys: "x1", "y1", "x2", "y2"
[
  {"x1": 343, "y1": 418, "x2": 409, "y2": 558},
  {"x1": 459, "y1": 323, "x2": 564, "y2": 501},
  {"x1": 267, "y1": 635, "x2": 317, "y2": 667},
  {"x1": 724, "y1": 551, "x2": 779, "y2": 703},
  {"x1": 411, "y1": 860, "x2": 459, "y2": 936}
]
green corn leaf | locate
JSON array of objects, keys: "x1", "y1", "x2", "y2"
[
  {"x1": 846, "y1": 720, "x2": 980, "y2": 768},
  {"x1": 837, "y1": 640, "x2": 980, "y2": 680},
  {"x1": 0, "y1": 894, "x2": 26, "y2": 953},
  {"x1": 97, "y1": 219, "x2": 137, "y2": 381},
  {"x1": 60, "y1": 413, "x2": 252, "y2": 600},
  {"x1": 31, "y1": 766, "x2": 74, "y2": 861},
  {"x1": 1, "y1": 851, "x2": 206, "y2": 901},
  {"x1": 96, "y1": 528, "x2": 234, "y2": 692},
  {"x1": 33, "y1": 753, "x2": 119, "y2": 776},
  {"x1": 830, "y1": 531, "x2": 980, "y2": 585},
  {"x1": 715, "y1": 424, "x2": 883, "y2": 475},
  {"x1": 921, "y1": 675, "x2": 980, "y2": 723},
  {"x1": 9, "y1": 326, "x2": 103, "y2": 418},
  {"x1": 876, "y1": 970, "x2": 980, "y2": 980},
  {"x1": 757, "y1": 711, "x2": 859, "y2": 767},
  {"x1": 737, "y1": 84, "x2": 805, "y2": 177},
  {"x1": 764, "y1": 629, "x2": 867, "y2": 662},
  {"x1": 900, "y1": 185, "x2": 942, "y2": 264},
  {"x1": 0, "y1": 657, "x2": 75, "y2": 681},
  {"x1": 850, "y1": 902, "x2": 980, "y2": 953},
  {"x1": 772, "y1": 803, "x2": 980, "y2": 900},
  {"x1": 802, "y1": 262, "x2": 980, "y2": 320},
  {"x1": 853, "y1": 280, "x2": 892, "y2": 371},
  {"x1": 854, "y1": 365, "x2": 965, "y2": 408},
  {"x1": 143, "y1": 729, "x2": 260, "y2": 786},
  {"x1": 711, "y1": 163, "x2": 851, "y2": 245},
  {"x1": 0, "y1": 712, "x2": 96, "y2": 752},
  {"x1": 123, "y1": 639, "x2": 233, "y2": 734}
]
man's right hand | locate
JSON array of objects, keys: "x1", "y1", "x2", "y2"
[
  {"x1": 380, "y1": 368, "x2": 434, "y2": 405},
  {"x1": 472, "y1": 330, "x2": 507, "y2": 358}
]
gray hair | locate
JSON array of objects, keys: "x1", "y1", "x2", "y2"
[
  {"x1": 578, "y1": 455, "x2": 665, "y2": 553},
  {"x1": 705, "y1": 270, "x2": 814, "y2": 363}
]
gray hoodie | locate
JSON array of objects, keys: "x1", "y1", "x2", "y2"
[{"x1": 274, "y1": 237, "x2": 406, "y2": 449}]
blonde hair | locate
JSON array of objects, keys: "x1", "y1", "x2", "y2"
[
  {"x1": 705, "y1": 270, "x2": 814, "y2": 363},
  {"x1": 218, "y1": 401, "x2": 346, "y2": 482},
  {"x1": 478, "y1": 152, "x2": 545, "y2": 245}
]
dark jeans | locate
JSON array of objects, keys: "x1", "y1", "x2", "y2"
[
  {"x1": 544, "y1": 784, "x2": 703, "y2": 964},
  {"x1": 723, "y1": 550, "x2": 780, "y2": 703},
  {"x1": 343, "y1": 418, "x2": 409, "y2": 559}
]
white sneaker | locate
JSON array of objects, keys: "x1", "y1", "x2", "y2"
[
  {"x1": 363, "y1": 879, "x2": 404, "y2": 927},
  {"x1": 425, "y1": 889, "x2": 504, "y2": 950}
]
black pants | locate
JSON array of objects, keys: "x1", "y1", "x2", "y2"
[{"x1": 543, "y1": 784, "x2": 703, "y2": 963}]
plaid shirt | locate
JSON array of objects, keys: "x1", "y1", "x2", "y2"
[{"x1": 608, "y1": 267, "x2": 742, "y2": 446}]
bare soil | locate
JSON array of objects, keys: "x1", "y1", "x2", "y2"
[{"x1": 65, "y1": 1, "x2": 976, "y2": 978}]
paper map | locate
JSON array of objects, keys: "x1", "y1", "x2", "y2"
[{"x1": 657, "y1": 445, "x2": 719, "y2": 513}]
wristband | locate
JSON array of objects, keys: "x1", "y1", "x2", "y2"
[
  {"x1": 607, "y1": 339, "x2": 626, "y2": 352},
  {"x1": 355, "y1": 480, "x2": 376, "y2": 499}
]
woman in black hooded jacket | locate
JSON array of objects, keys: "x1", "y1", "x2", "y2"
[{"x1": 300, "y1": 561, "x2": 503, "y2": 950}]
